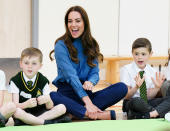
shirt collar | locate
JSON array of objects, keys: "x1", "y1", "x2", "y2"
[
  {"x1": 23, "y1": 72, "x2": 37, "y2": 83},
  {"x1": 132, "y1": 61, "x2": 149, "y2": 73}
]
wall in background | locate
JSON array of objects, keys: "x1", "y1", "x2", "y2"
[
  {"x1": 1, "y1": 0, "x2": 170, "y2": 82},
  {"x1": 0, "y1": 0, "x2": 31, "y2": 58},
  {"x1": 38, "y1": 0, "x2": 170, "y2": 82},
  {"x1": 38, "y1": 0, "x2": 119, "y2": 81},
  {"x1": 119, "y1": 0, "x2": 169, "y2": 56}
]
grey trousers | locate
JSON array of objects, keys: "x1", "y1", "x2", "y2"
[
  {"x1": 148, "y1": 96, "x2": 170, "y2": 117},
  {"x1": 123, "y1": 81, "x2": 170, "y2": 118},
  {"x1": 161, "y1": 80, "x2": 170, "y2": 97},
  {"x1": 123, "y1": 96, "x2": 170, "y2": 118}
]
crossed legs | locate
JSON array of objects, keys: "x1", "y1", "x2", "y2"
[
  {"x1": 50, "y1": 82, "x2": 127, "y2": 120},
  {"x1": 0, "y1": 102, "x2": 16, "y2": 126},
  {"x1": 13, "y1": 104, "x2": 66, "y2": 125}
]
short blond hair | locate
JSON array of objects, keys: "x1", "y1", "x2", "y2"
[{"x1": 21, "y1": 47, "x2": 43, "y2": 63}]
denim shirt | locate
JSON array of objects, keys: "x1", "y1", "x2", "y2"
[{"x1": 53, "y1": 39, "x2": 99, "y2": 98}]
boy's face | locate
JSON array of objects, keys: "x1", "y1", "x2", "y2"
[
  {"x1": 132, "y1": 47, "x2": 152, "y2": 69},
  {"x1": 20, "y1": 56, "x2": 42, "y2": 79}
]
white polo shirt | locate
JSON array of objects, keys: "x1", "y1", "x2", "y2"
[
  {"x1": 0, "y1": 70, "x2": 6, "y2": 90},
  {"x1": 165, "y1": 62, "x2": 170, "y2": 80},
  {"x1": 9, "y1": 72, "x2": 51, "y2": 95},
  {"x1": 120, "y1": 62, "x2": 156, "y2": 98}
]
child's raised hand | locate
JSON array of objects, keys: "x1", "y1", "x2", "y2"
[
  {"x1": 134, "y1": 72, "x2": 145, "y2": 88},
  {"x1": 26, "y1": 98, "x2": 37, "y2": 108},
  {"x1": 151, "y1": 72, "x2": 165, "y2": 89},
  {"x1": 37, "y1": 95, "x2": 50, "y2": 105}
]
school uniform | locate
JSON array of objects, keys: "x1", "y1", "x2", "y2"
[
  {"x1": 120, "y1": 62, "x2": 170, "y2": 118},
  {"x1": 0, "y1": 70, "x2": 8, "y2": 127},
  {"x1": 0, "y1": 70, "x2": 6, "y2": 91},
  {"x1": 160, "y1": 62, "x2": 170, "y2": 97},
  {"x1": 165, "y1": 62, "x2": 170, "y2": 80},
  {"x1": 9, "y1": 71, "x2": 50, "y2": 116}
]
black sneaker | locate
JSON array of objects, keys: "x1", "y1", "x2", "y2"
[
  {"x1": 0, "y1": 119, "x2": 5, "y2": 127},
  {"x1": 127, "y1": 109, "x2": 150, "y2": 120},
  {"x1": 44, "y1": 119, "x2": 55, "y2": 125},
  {"x1": 52, "y1": 114, "x2": 72, "y2": 123},
  {"x1": 0, "y1": 113, "x2": 7, "y2": 127},
  {"x1": 129, "y1": 97, "x2": 153, "y2": 113},
  {"x1": 13, "y1": 118, "x2": 26, "y2": 126}
]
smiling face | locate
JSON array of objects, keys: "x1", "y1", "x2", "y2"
[
  {"x1": 132, "y1": 47, "x2": 152, "y2": 69},
  {"x1": 67, "y1": 11, "x2": 84, "y2": 39},
  {"x1": 20, "y1": 56, "x2": 42, "y2": 79}
]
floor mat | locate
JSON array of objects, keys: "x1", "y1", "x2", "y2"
[{"x1": 1, "y1": 119, "x2": 170, "y2": 131}]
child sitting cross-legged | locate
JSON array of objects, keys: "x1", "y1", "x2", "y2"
[
  {"x1": 0, "y1": 70, "x2": 16, "y2": 127},
  {"x1": 120, "y1": 38, "x2": 170, "y2": 119},
  {"x1": 9, "y1": 47, "x2": 71, "y2": 126}
]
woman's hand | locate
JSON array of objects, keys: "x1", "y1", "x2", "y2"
[
  {"x1": 85, "y1": 103, "x2": 103, "y2": 120},
  {"x1": 82, "y1": 96, "x2": 102, "y2": 119},
  {"x1": 83, "y1": 81, "x2": 93, "y2": 91}
]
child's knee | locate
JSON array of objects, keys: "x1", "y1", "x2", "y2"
[
  {"x1": 6, "y1": 102, "x2": 16, "y2": 113},
  {"x1": 0, "y1": 102, "x2": 16, "y2": 115},
  {"x1": 14, "y1": 108, "x2": 24, "y2": 119},
  {"x1": 55, "y1": 104, "x2": 66, "y2": 114}
]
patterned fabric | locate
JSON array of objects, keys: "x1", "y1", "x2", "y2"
[
  {"x1": 139, "y1": 71, "x2": 147, "y2": 102},
  {"x1": 10, "y1": 71, "x2": 49, "y2": 103},
  {"x1": 27, "y1": 81, "x2": 33, "y2": 88}
]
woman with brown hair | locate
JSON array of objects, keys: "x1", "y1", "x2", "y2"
[{"x1": 49, "y1": 5, "x2": 127, "y2": 120}]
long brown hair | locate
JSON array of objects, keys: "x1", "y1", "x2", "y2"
[{"x1": 49, "y1": 6, "x2": 103, "y2": 67}]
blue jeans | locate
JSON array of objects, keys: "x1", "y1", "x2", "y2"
[{"x1": 50, "y1": 82, "x2": 127, "y2": 119}]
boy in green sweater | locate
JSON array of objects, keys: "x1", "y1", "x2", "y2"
[{"x1": 9, "y1": 47, "x2": 70, "y2": 125}]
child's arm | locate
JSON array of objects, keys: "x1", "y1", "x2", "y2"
[
  {"x1": 125, "y1": 73, "x2": 145, "y2": 99},
  {"x1": 37, "y1": 95, "x2": 53, "y2": 109},
  {"x1": 0, "y1": 91, "x2": 4, "y2": 108},
  {"x1": 125, "y1": 86, "x2": 138, "y2": 99},
  {"x1": 148, "y1": 72, "x2": 165, "y2": 99},
  {"x1": 36, "y1": 83, "x2": 53, "y2": 109},
  {"x1": 12, "y1": 93, "x2": 37, "y2": 109},
  {"x1": 0, "y1": 71, "x2": 6, "y2": 108}
]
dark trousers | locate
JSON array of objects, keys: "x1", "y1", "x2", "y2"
[
  {"x1": 50, "y1": 82, "x2": 127, "y2": 119},
  {"x1": 123, "y1": 96, "x2": 170, "y2": 118}
]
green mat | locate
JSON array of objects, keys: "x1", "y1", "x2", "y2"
[{"x1": 1, "y1": 119, "x2": 170, "y2": 131}]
